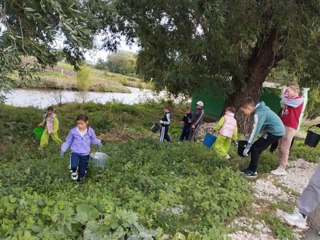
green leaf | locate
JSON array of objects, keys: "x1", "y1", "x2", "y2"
[{"x1": 76, "y1": 204, "x2": 99, "y2": 222}]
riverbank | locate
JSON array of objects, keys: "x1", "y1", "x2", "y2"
[
  {"x1": 15, "y1": 61, "x2": 151, "y2": 93},
  {"x1": 0, "y1": 102, "x2": 319, "y2": 239}
]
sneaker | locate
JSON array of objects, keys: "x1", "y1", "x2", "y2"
[
  {"x1": 240, "y1": 169, "x2": 258, "y2": 178},
  {"x1": 283, "y1": 212, "x2": 307, "y2": 229},
  {"x1": 71, "y1": 172, "x2": 78, "y2": 181},
  {"x1": 271, "y1": 167, "x2": 287, "y2": 176}
]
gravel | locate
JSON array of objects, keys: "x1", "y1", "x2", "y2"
[{"x1": 228, "y1": 158, "x2": 319, "y2": 240}]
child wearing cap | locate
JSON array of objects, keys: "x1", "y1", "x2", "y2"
[{"x1": 189, "y1": 101, "x2": 204, "y2": 141}]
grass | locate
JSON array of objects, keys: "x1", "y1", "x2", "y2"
[
  {"x1": 0, "y1": 102, "x2": 253, "y2": 239},
  {"x1": 15, "y1": 61, "x2": 152, "y2": 93},
  {"x1": 0, "y1": 102, "x2": 318, "y2": 239},
  {"x1": 260, "y1": 214, "x2": 296, "y2": 240}
]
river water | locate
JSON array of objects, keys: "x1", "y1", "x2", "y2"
[{"x1": 3, "y1": 87, "x2": 174, "y2": 109}]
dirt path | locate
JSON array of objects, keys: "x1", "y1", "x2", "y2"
[{"x1": 228, "y1": 159, "x2": 319, "y2": 240}]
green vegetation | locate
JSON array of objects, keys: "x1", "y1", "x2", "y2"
[
  {"x1": 15, "y1": 61, "x2": 150, "y2": 93},
  {"x1": 0, "y1": 102, "x2": 253, "y2": 239},
  {"x1": 95, "y1": 51, "x2": 137, "y2": 77},
  {"x1": 76, "y1": 66, "x2": 91, "y2": 91},
  {"x1": 260, "y1": 214, "x2": 296, "y2": 240},
  {"x1": 0, "y1": 102, "x2": 319, "y2": 239}
]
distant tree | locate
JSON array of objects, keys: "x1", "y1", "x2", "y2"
[
  {"x1": 76, "y1": 66, "x2": 91, "y2": 91},
  {"x1": 105, "y1": 51, "x2": 137, "y2": 76}
]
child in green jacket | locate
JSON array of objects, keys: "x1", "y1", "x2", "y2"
[
  {"x1": 239, "y1": 98, "x2": 285, "y2": 178},
  {"x1": 40, "y1": 106, "x2": 62, "y2": 148}
]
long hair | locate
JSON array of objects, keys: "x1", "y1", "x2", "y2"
[{"x1": 76, "y1": 114, "x2": 90, "y2": 129}]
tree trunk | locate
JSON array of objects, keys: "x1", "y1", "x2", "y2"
[{"x1": 224, "y1": 29, "x2": 282, "y2": 134}]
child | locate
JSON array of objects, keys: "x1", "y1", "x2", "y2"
[
  {"x1": 159, "y1": 106, "x2": 171, "y2": 142},
  {"x1": 179, "y1": 106, "x2": 193, "y2": 142},
  {"x1": 189, "y1": 101, "x2": 205, "y2": 141},
  {"x1": 213, "y1": 107, "x2": 238, "y2": 158},
  {"x1": 40, "y1": 106, "x2": 62, "y2": 148},
  {"x1": 239, "y1": 98, "x2": 285, "y2": 178},
  {"x1": 271, "y1": 82, "x2": 304, "y2": 176},
  {"x1": 60, "y1": 114, "x2": 102, "y2": 181}
]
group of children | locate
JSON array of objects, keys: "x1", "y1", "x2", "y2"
[
  {"x1": 38, "y1": 110, "x2": 102, "y2": 182},
  {"x1": 38, "y1": 82, "x2": 304, "y2": 182},
  {"x1": 158, "y1": 82, "x2": 304, "y2": 179},
  {"x1": 159, "y1": 101, "x2": 205, "y2": 143}
]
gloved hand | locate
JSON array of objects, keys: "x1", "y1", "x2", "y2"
[
  {"x1": 243, "y1": 143, "x2": 252, "y2": 157},
  {"x1": 159, "y1": 120, "x2": 164, "y2": 124},
  {"x1": 60, "y1": 151, "x2": 65, "y2": 158}
]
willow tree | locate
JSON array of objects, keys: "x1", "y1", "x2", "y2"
[
  {"x1": 115, "y1": 0, "x2": 320, "y2": 131},
  {"x1": 0, "y1": 0, "x2": 116, "y2": 96}
]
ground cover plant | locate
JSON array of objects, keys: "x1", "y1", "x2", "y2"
[
  {"x1": 1, "y1": 102, "x2": 319, "y2": 239},
  {"x1": 0, "y1": 102, "x2": 253, "y2": 239}
]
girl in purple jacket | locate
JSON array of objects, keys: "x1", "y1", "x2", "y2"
[{"x1": 60, "y1": 114, "x2": 102, "y2": 181}]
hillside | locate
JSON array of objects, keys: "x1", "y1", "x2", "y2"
[{"x1": 15, "y1": 61, "x2": 151, "y2": 93}]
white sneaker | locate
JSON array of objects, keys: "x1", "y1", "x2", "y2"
[
  {"x1": 271, "y1": 167, "x2": 287, "y2": 176},
  {"x1": 71, "y1": 172, "x2": 78, "y2": 181},
  {"x1": 283, "y1": 212, "x2": 307, "y2": 229}
]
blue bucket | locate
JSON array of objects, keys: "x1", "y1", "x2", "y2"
[{"x1": 203, "y1": 133, "x2": 217, "y2": 148}]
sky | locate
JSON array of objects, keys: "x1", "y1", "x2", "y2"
[
  {"x1": 51, "y1": 33, "x2": 140, "y2": 64},
  {"x1": 1, "y1": 22, "x2": 139, "y2": 64}
]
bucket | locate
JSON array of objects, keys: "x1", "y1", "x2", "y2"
[
  {"x1": 33, "y1": 127, "x2": 45, "y2": 140},
  {"x1": 305, "y1": 125, "x2": 320, "y2": 147},
  {"x1": 238, "y1": 140, "x2": 250, "y2": 157},
  {"x1": 90, "y1": 152, "x2": 108, "y2": 168},
  {"x1": 150, "y1": 123, "x2": 161, "y2": 133},
  {"x1": 203, "y1": 133, "x2": 217, "y2": 148}
]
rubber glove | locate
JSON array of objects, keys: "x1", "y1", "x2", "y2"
[{"x1": 60, "y1": 151, "x2": 65, "y2": 158}]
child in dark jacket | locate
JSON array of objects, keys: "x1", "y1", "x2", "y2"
[
  {"x1": 60, "y1": 114, "x2": 102, "y2": 182},
  {"x1": 159, "y1": 106, "x2": 171, "y2": 142},
  {"x1": 179, "y1": 106, "x2": 192, "y2": 142},
  {"x1": 189, "y1": 101, "x2": 204, "y2": 141}
]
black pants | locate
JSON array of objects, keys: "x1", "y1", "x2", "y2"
[
  {"x1": 160, "y1": 126, "x2": 171, "y2": 142},
  {"x1": 248, "y1": 132, "x2": 283, "y2": 172},
  {"x1": 179, "y1": 126, "x2": 190, "y2": 141}
]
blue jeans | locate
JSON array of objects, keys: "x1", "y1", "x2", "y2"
[{"x1": 70, "y1": 153, "x2": 89, "y2": 178}]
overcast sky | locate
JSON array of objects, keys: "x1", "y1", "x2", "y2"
[{"x1": 51, "y1": 33, "x2": 140, "y2": 64}]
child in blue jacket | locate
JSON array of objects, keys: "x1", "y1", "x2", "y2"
[
  {"x1": 60, "y1": 114, "x2": 102, "y2": 181},
  {"x1": 239, "y1": 98, "x2": 285, "y2": 178},
  {"x1": 179, "y1": 106, "x2": 192, "y2": 142}
]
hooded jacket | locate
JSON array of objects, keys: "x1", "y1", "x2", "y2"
[
  {"x1": 61, "y1": 127, "x2": 102, "y2": 155},
  {"x1": 214, "y1": 112, "x2": 238, "y2": 139},
  {"x1": 247, "y1": 101, "x2": 285, "y2": 144}
]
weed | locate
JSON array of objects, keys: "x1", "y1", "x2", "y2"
[{"x1": 260, "y1": 214, "x2": 297, "y2": 240}]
